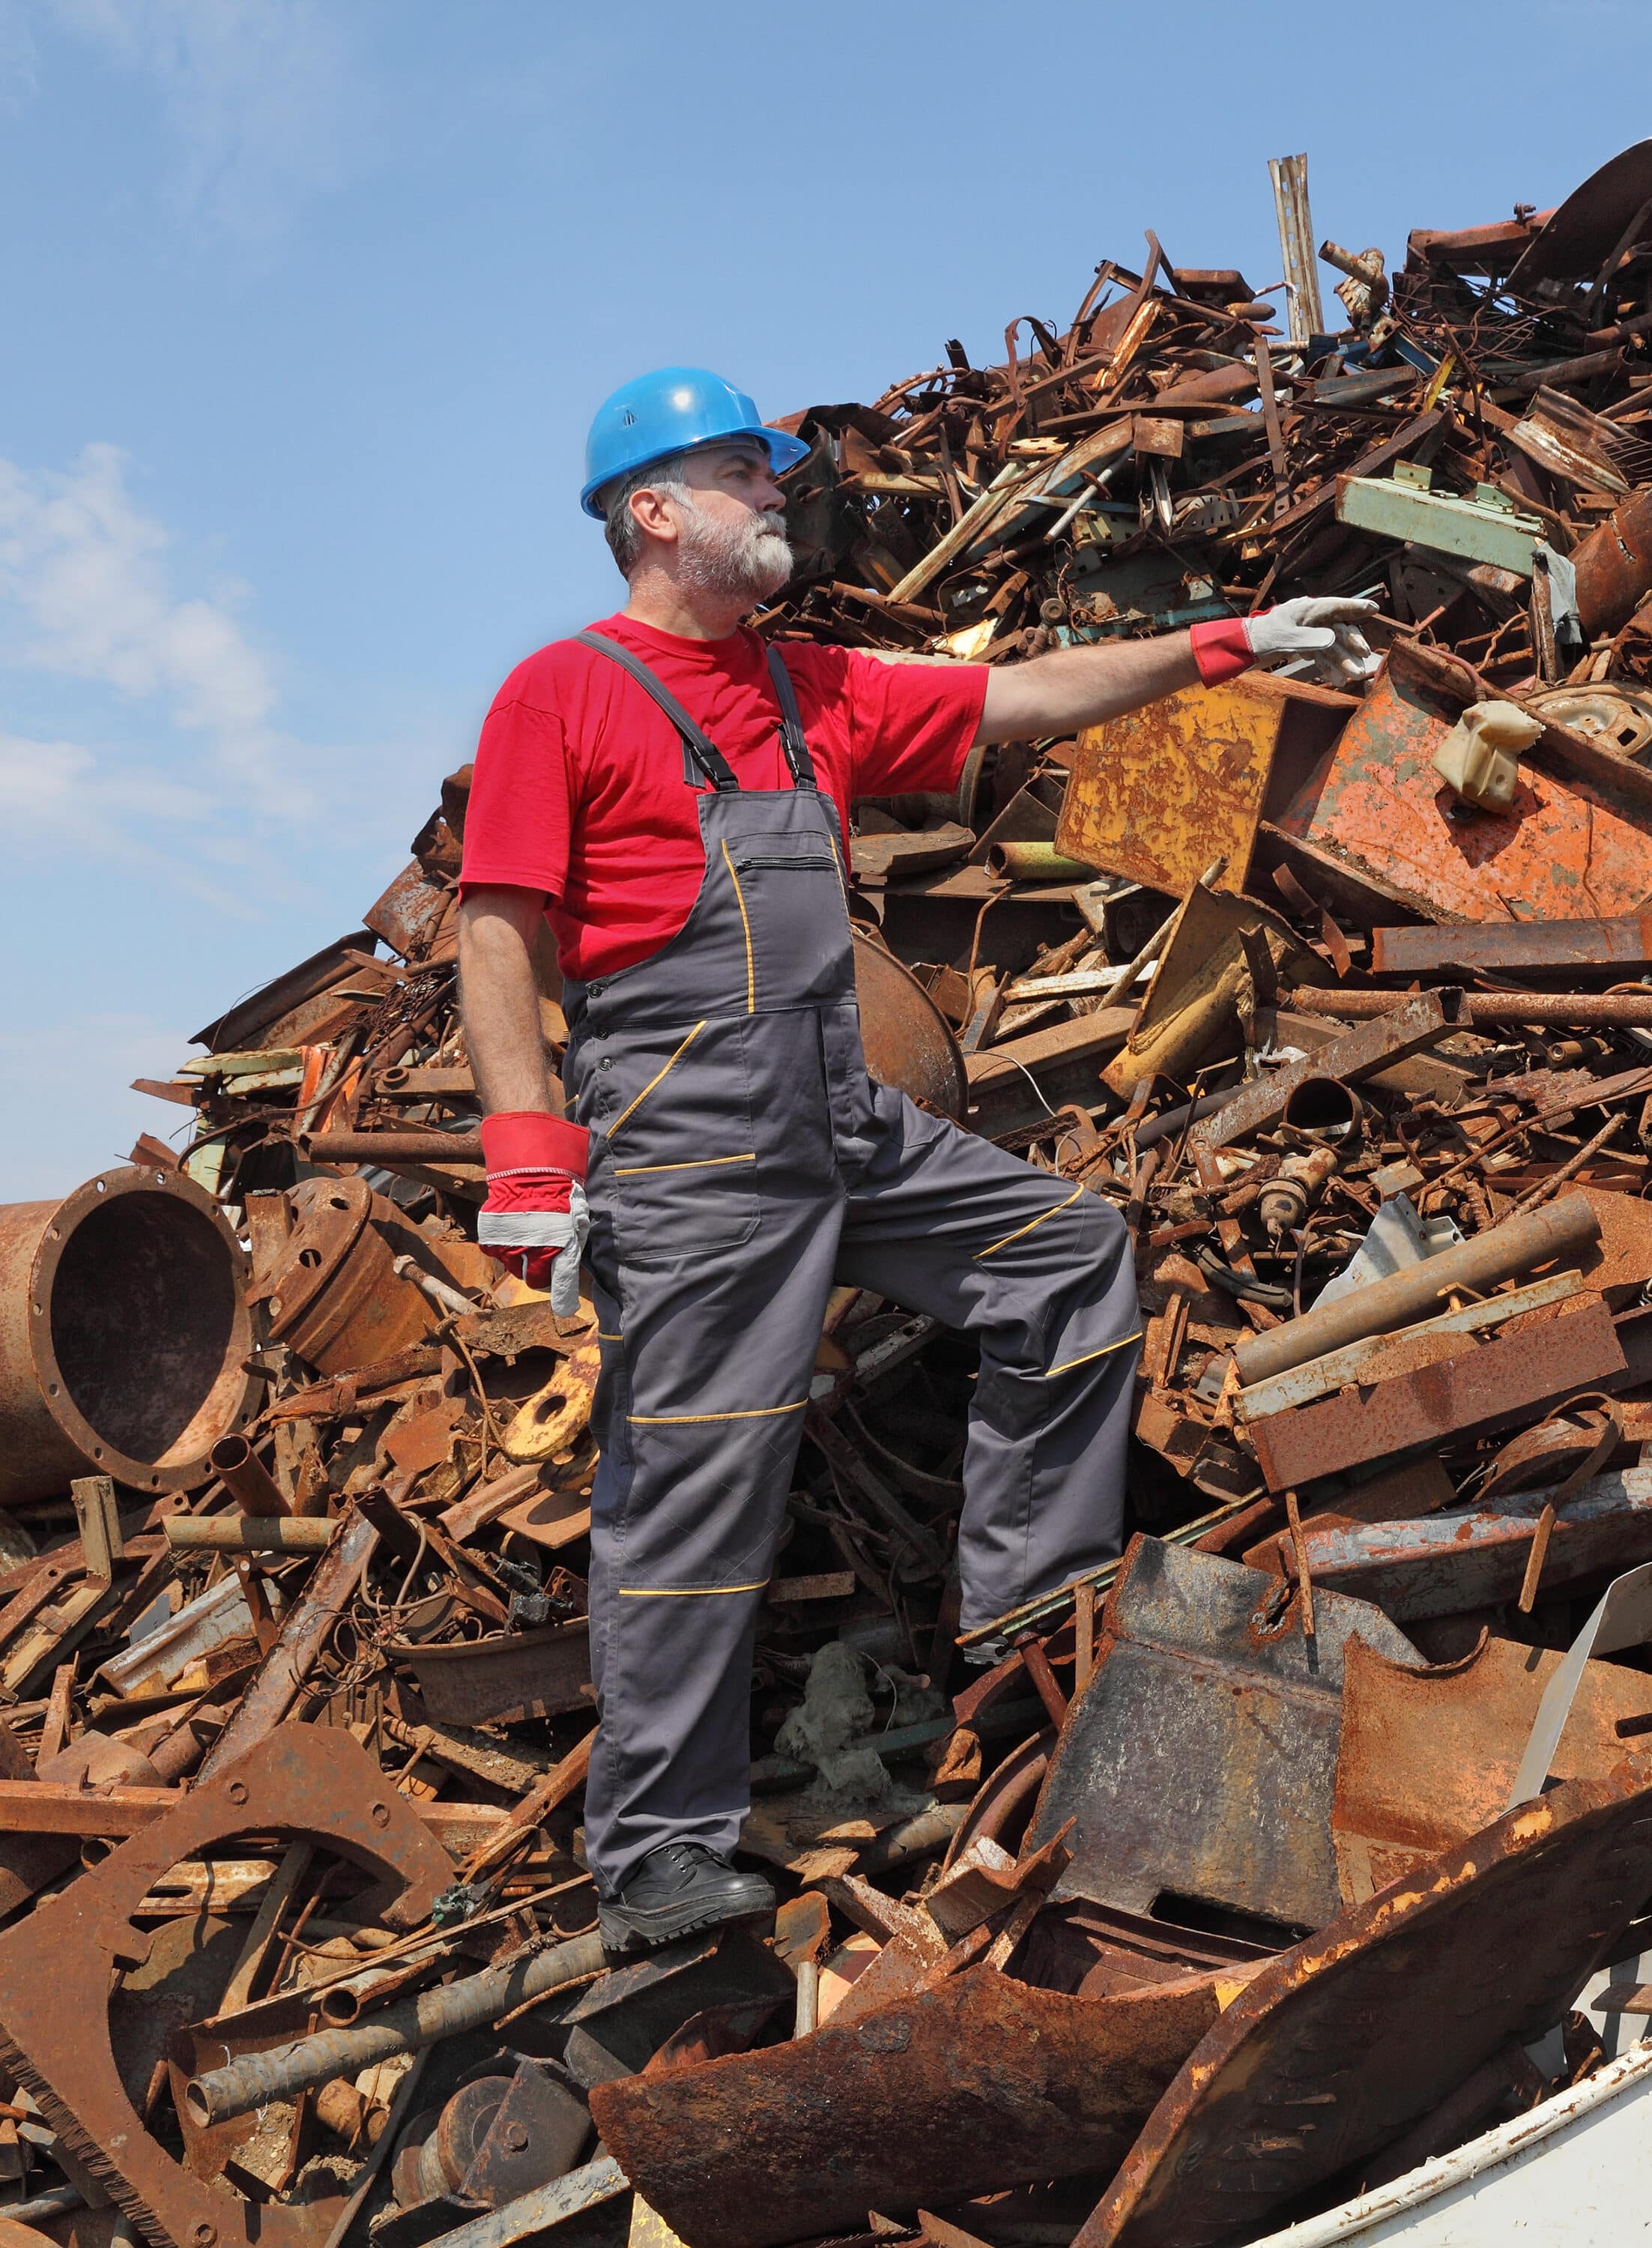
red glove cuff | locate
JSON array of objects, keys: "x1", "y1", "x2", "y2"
[
  {"x1": 481, "y1": 1110, "x2": 589, "y2": 1180},
  {"x1": 1190, "y1": 617, "x2": 1257, "y2": 686}
]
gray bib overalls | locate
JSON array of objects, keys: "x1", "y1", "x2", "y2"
[{"x1": 562, "y1": 632, "x2": 1142, "y2": 1894}]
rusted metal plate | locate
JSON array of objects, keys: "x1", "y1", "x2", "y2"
[
  {"x1": 1073, "y1": 1766, "x2": 1652, "y2": 2248},
  {"x1": 0, "y1": 1726, "x2": 450, "y2": 2248},
  {"x1": 1372, "y1": 911, "x2": 1652, "y2": 977},
  {"x1": 1331, "y1": 1631, "x2": 1652, "y2": 1906},
  {"x1": 1021, "y1": 1538, "x2": 1423, "y2": 1936},
  {"x1": 1188, "y1": 993, "x2": 1456, "y2": 1154},
  {"x1": 589, "y1": 1960, "x2": 1225, "y2": 2248},
  {"x1": 1275, "y1": 641, "x2": 1652, "y2": 925},
  {"x1": 1506, "y1": 139, "x2": 1652, "y2": 289},
  {"x1": 1250, "y1": 1296, "x2": 1627, "y2": 1493},
  {"x1": 1285, "y1": 1466, "x2": 1652, "y2": 1620},
  {"x1": 389, "y1": 1619, "x2": 592, "y2": 1726},
  {"x1": 1056, "y1": 673, "x2": 1352, "y2": 899}
]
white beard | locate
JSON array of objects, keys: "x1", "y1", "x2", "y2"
[{"x1": 676, "y1": 500, "x2": 793, "y2": 605}]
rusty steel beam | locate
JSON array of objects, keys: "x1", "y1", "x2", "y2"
[
  {"x1": 1249, "y1": 1297, "x2": 1629, "y2": 1491},
  {"x1": 1231, "y1": 1191, "x2": 1602, "y2": 1389},
  {"x1": 1285, "y1": 1466, "x2": 1652, "y2": 1621},
  {"x1": 300, "y1": 1128, "x2": 484, "y2": 1164},
  {"x1": 1189, "y1": 992, "x2": 1459, "y2": 1154},
  {"x1": 1370, "y1": 913, "x2": 1652, "y2": 979}
]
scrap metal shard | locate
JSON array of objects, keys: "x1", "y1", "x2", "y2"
[
  {"x1": 588, "y1": 1961, "x2": 1224, "y2": 2248},
  {"x1": 0, "y1": 1726, "x2": 450, "y2": 2248},
  {"x1": 1331, "y1": 1631, "x2": 1652, "y2": 1903},
  {"x1": 1020, "y1": 1538, "x2": 1423, "y2": 1934},
  {"x1": 1072, "y1": 1765, "x2": 1652, "y2": 2248}
]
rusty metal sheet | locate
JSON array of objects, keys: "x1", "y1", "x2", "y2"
[
  {"x1": 1073, "y1": 1765, "x2": 1652, "y2": 2248},
  {"x1": 1331, "y1": 1631, "x2": 1652, "y2": 1906},
  {"x1": 1102, "y1": 886, "x2": 1317, "y2": 1100},
  {"x1": 1506, "y1": 139, "x2": 1652, "y2": 289},
  {"x1": 589, "y1": 1960, "x2": 1226, "y2": 2248},
  {"x1": 0, "y1": 1725, "x2": 450, "y2": 2248},
  {"x1": 1055, "y1": 673, "x2": 1352, "y2": 899},
  {"x1": 1188, "y1": 993, "x2": 1456, "y2": 1154},
  {"x1": 1285, "y1": 1466, "x2": 1652, "y2": 1620},
  {"x1": 1371, "y1": 910, "x2": 1652, "y2": 978},
  {"x1": 388, "y1": 1619, "x2": 592, "y2": 1726},
  {"x1": 1275, "y1": 641, "x2": 1652, "y2": 925},
  {"x1": 1021, "y1": 1538, "x2": 1423, "y2": 1936},
  {"x1": 1250, "y1": 1296, "x2": 1629, "y2": 1492}
]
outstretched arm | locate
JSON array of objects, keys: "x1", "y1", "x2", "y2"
[{"x1": 972, "y1": 598, "x2": 1380, "y2": 746}]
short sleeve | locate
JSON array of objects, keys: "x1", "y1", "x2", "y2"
[
  {"x1": 458, "y1": 697, "x2": 574, "y2": 901},
  {"x1": 844, "y1": 652, "x2": 988, "y2": 799}
]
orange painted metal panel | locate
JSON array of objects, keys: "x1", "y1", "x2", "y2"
[{"x1": 1277, "y1": 643, "x2": 1652, "y2": 923}]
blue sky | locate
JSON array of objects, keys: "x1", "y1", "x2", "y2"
[{"x1": 2, "y1": 0, "x2": 1651, "y2": 1198}]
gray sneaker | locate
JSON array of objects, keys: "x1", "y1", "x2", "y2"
[{"x1": 598, "y1": 1842, "x2": 776, "y2": 1955}]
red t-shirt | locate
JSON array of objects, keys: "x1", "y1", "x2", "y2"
[{"x1": 458, "y1": 612, "x2": 987, "y2": 982}]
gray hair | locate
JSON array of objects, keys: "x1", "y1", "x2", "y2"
[{"x1": 602, "y1": 450, "x2": 695, "y2": 575}]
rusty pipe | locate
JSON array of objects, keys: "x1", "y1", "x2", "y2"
[
  {"x1": 985, "y1": 843, "x2": 1101, "y2": 883},
  {"x1": 300, "y1": 1130, "x2": 484, "y2": 1165},
  {"x1": 1232, "y1": 1191, "x2": 1602, "y2": 1391},
  {"x1": 208, "y1": 1433, "x2": 291, "y2": 1517},
  {"x1": 166, "y1": 1514, "x2": 333, "y2": 1553},
  {"x1": 0, "y1": 1167, "x2": 255, "y2": 1505},
  {"x1": 183, "y1": 1928, "x2": 606, "y2": 2125},
  {"x1": 1298, "y1": 991, "x2": 1652, "y2": 1029}
]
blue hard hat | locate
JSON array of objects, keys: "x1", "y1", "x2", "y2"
[{"x1": 580, "y1": 366, "x2": 811, "y2": 518}]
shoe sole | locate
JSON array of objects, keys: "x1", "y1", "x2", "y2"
[{"x1": 598, "y1": 1894, "x2": 775, "y2": 1956}]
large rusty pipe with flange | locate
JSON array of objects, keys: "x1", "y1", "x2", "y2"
[{"x1": 0, "y1": 1167, "x2": 258, "y2": 1504}]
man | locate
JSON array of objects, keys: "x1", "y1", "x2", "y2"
[{"x1": 458, "y1": 366, "x2": 1374, "y2": 1953}]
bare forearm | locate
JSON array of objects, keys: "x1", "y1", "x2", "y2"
[
  {"x1": 975, "y1": 629, "x2": 1202, "y2": 745},
  {"x1": 458, "y1": 890, "x2": 563, "y2": 1117}
]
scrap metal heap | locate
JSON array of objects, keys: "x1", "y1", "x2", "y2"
[{"x1": 4, "y1": 142, "x2": 1652, "y2": 2248}]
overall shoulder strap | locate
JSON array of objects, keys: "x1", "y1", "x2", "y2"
[
  {"x1": 764, "y1": 648, "x2": 819, "y2": 792},
  {"x1": 575, "y1": 631, "x2": 739, "y2": 793}
]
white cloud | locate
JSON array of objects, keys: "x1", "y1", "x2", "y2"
[
  {"x1": 47, "y1": 0, "x2": 356, "y2": 238},
  {"x1": 0, "y1": 443, "x2": 319, "y2": 829}
]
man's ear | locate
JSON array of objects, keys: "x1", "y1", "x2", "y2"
[{"x1": 628, "y1": 485, "x2": 681, "y2": 549}]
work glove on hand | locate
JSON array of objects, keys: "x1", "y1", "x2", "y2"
[
  {"x1": 1190, "y1": 597, "x2": 1382, "y2": 689},
  {"x1": 478, "y1": 1111, "x2": 591, "y2": 1317}
]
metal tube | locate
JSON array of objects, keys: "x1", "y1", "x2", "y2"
[
  {"x1": 183, "y1": 1929, "x2": 606, "y2": 2126},
  {"x1": 985, "y1": 842, "x2": 1101, "y2": 882},
  {"x1": 1232, "y1": 1191, "x2": 1603, "y2": 1391},
  {"x1": 1298, "y1": 991, "x2": 1652, "y2": 1028},
  {"x1": 300, "y1": 1129, "x2": 483, "y2": 1165},
  {"x1": 208, "y1": 1433, "x2": 291, "y2": 1517},
  {"x1": 166, "y1": 1515, "x2": 333, "y2": 1554}
]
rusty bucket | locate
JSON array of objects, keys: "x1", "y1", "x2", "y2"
[{"x1": 0, "y1": 1166, "x2": 258, "y2": 1503}]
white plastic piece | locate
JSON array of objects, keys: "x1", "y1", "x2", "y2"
[{"x1": 1432, "y1": 700, "x2": 1543, "y2": 813}]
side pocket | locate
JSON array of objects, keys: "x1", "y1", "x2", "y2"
[{"x1": 604, "y1": 1017, "x2": 760, "y2": 1260}]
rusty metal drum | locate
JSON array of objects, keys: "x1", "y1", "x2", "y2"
[{"x1": 0, "y1": 1165, "x2": 258, "y2": 1503}]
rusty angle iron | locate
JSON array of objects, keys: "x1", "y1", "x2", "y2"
[
  {"x1": 1071, "y1": 1762, "x2": 1652, "y2": 2248},
  {"x1": 589, "y1": 1959, "x2": 1226, "y2": 2248},
  {"x1": 1020, "y1": 1537, "x2": 1424, "y2": 1936},
  {"x1": 0, "y1": 1725, "x2": 451, "y2": 2248},
  {"x1": 1248, "y1": 1296, "x2": 1630, "y2": 1492}
]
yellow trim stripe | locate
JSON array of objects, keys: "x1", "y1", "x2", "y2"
[
  {"x1": 614, "y1": 1152, "x2": 757, "y2": 1177},
  {"x1": 605, "y1": 1019, "x2": 706, "y2": 1137},
  {"x1": 978, "y1": 1184, "x2": 1084, "y2": 1260},
  {"x1": 618, "y1": 1581, "x2": 770, "y2": 1599},
  {"x1": 628, "y1": 1401, "x2": 807, "y2": 1426},
  {"x1": 597, "y1": 1331, "x2": 623, "y2": 1341},
  {"x1": 1044, "y1": 1332, "x2": 1143, "y2": 1379},
  {"x1": 721, "y1": 840, "x2": 756, "y2": 1013}
]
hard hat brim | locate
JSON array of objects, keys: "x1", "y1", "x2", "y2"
[{"x1": 580, "y1": 426, "x2": 812, "y2": 519}]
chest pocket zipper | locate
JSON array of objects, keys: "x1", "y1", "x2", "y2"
[{"x1": 733, "y1": 850, "x2": 838, "y2": 873}]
